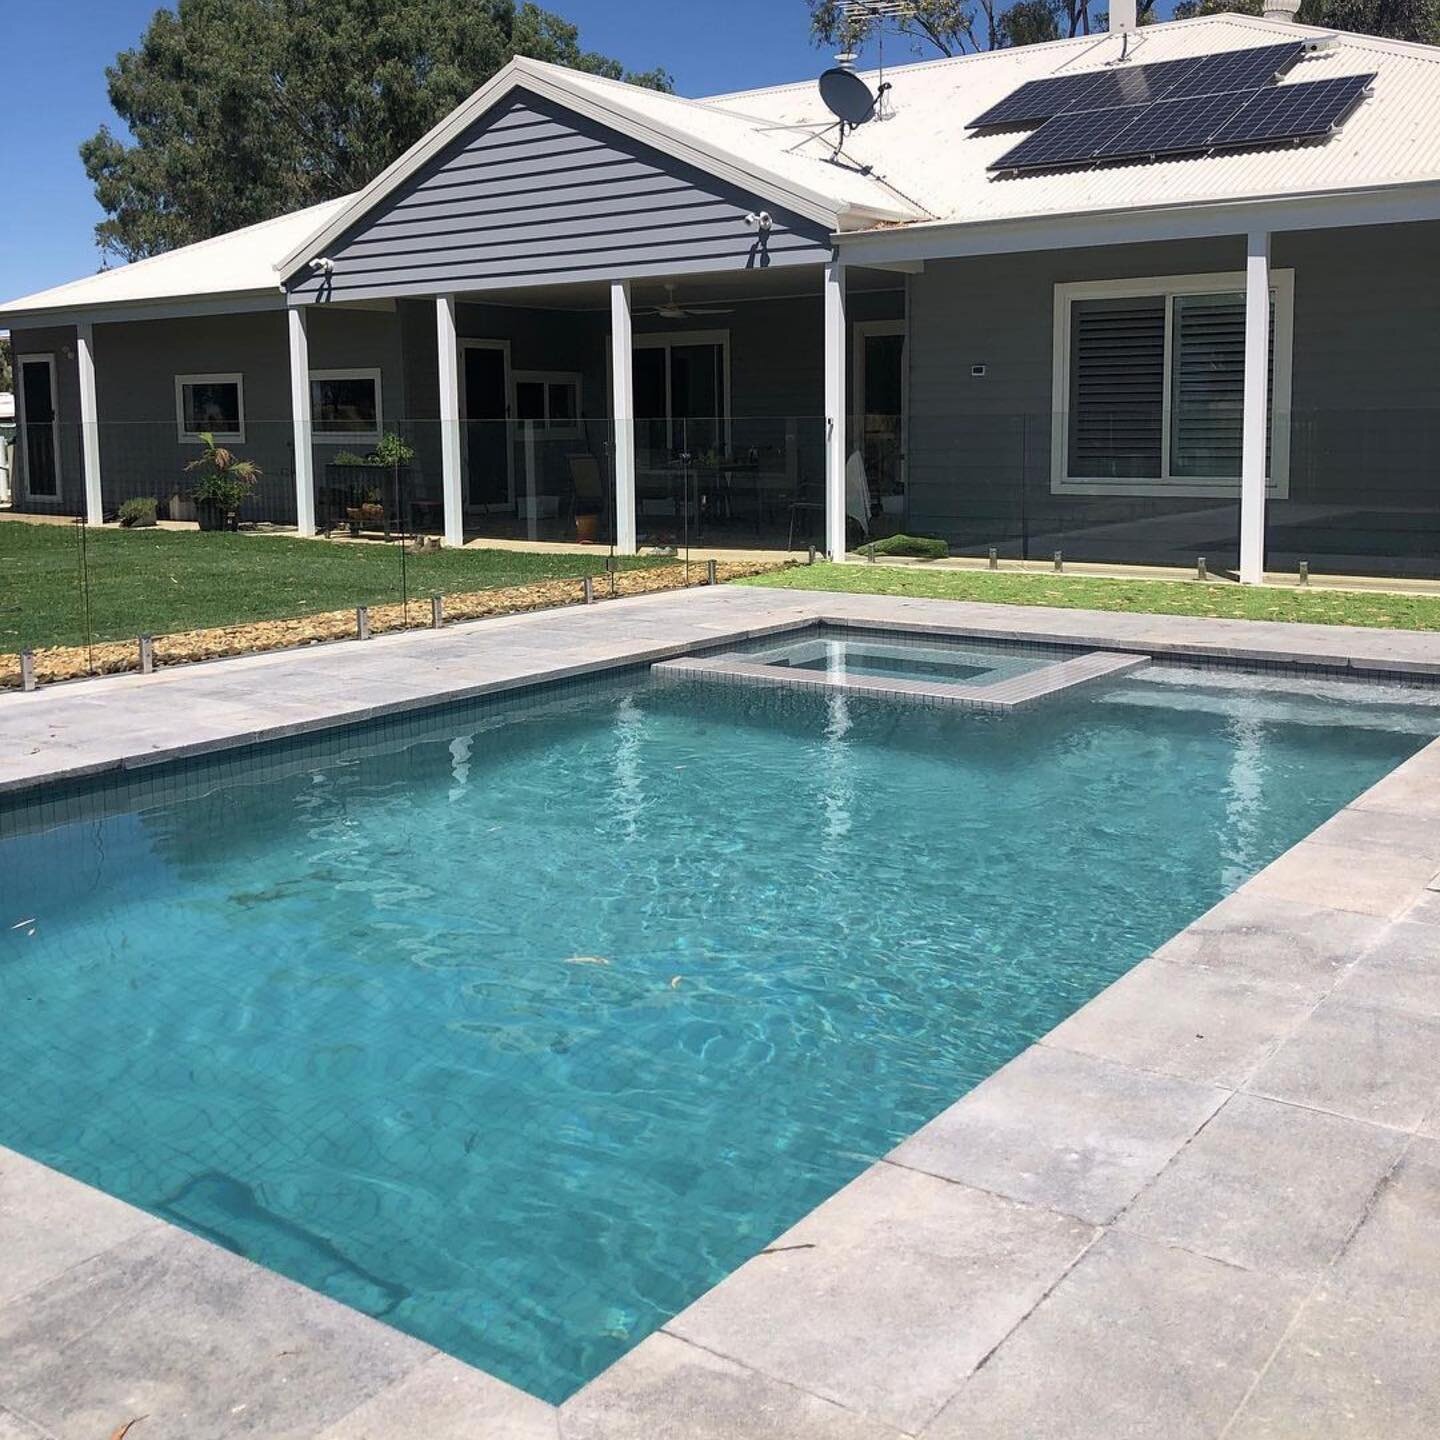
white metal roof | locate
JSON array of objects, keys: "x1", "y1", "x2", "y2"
[
  {"x1": 5, "y1": 14, "x2": 1439, "y2": 320},
  {"x1": 0, "y1": 196, "x2": 351, "y2": 319},
  {"x1": 705, "y1": 14, "x2": 1440, "y2": 228}
]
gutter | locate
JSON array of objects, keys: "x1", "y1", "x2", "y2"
[{"x1": 831, "y1": 177, "x2": 1440, "y2": 260}]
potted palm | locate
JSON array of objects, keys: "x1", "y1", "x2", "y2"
[{"x1": 186, "y1": 432, "x2": 261, "y2": 532}]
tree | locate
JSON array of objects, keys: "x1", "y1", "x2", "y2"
[
  {"x1": 807, "y1": 0, "x2": 1135, "y2": 54},
  {"x1": 0, "y1": 336, "x2": 11, "y2": 396},
  {"x1": 1164, "y1": 0, "x2": 1438, "y2": 41},
  {"x1": 83, "y1": 0, "x2": 673, "y2": 263}
]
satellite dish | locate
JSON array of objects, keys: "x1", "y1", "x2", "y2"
[{"x1": 819, "y1": 66, "x2": 879, "y2": 127}]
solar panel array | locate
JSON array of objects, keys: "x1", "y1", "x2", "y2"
[
  {"x1": 967, "y1": 42, "x2": 1306, "y2": 128},
  {"x1": 970, "y1": 43, "x2": 1375, "y2": 176}
]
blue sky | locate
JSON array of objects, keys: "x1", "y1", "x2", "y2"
[{"x1": 0, "y1": 1, "x2": 1117, "y2": 301}]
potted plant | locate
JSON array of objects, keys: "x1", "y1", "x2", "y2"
[
  {"x1": 186, "y1": 433, "x2": 261, "y2": 532},
  {"x1": 117, "y1": 496, "x2": 158, "y2": 528},
  {"x1": 325, "y1": 432, "x2": 415, "y2": 536}
]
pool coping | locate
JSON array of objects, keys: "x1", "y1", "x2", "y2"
[{"x1": 2, "y1": 584, "x2": 1439, "y2": 1439}]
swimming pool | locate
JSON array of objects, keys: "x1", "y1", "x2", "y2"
[{"x1": 2, "y1": 641, "x2": 1436, "y2": 1402}]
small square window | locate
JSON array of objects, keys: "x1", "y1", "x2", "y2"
[
  {"x1": 513, "y1": 371, "x2": 582, "y2": 437},
  {"x1": 311, "y1": 369, "x2": 382, "y2": 443},
  {"x1": 176, "y1": 374, "x2": 244, "y2": 442}
]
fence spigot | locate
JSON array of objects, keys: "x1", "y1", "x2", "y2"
[
  {"x1": 356, "y1": 605, "x2": 371, "y2": 640},
  {"x1": 582, "y1": 575, "x2": 595, "y2": 604},
  {"x1": 1197, "y1": 556, "x2": 1208, "y2": 581},
  {"x1": 1054, "y1": 550, "x2": 1064, "y2": 573},
  {"x1": 19, "y1": 649, "x2": 36, "y2": 693},
  {"x1": 431, "y1": 595, "x2": 444, "y2": 629},
  {"x1": 988, "y1": 546, "x2": 998, "y2": 570},
  {"x1": 139, "y1": 635, "x2": 154, "y2": 674},
  {"x1": 1298, "y1": 561, "x2": 1310, "y2": 586}
]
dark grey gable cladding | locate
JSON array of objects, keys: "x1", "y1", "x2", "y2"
[{"x1": 287, "y1": 90, "x2": 834, "y2": 302}]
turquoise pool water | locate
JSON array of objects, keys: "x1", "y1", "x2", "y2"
[{"x1": 1, "y1": 653, "x2": 1436, "y2": 1401}]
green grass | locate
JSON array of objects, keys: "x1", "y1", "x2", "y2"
[
  {"x1": 1, "y1": 520, "x2": 668, "y2": 651},
  {"x1": 737, "y1": 561, "x2": 1440, "y2": 632}
]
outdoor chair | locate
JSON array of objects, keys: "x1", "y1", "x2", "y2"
[{"x1": 567, "y1": 453, "x2": 607, "y2": 543}]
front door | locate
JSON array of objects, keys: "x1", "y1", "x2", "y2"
[
  {"x1": 462, "y1": 344, "x2": 510, "y2": 508},
  {"x1": 19, "y1": 356, "x2": 60, "y2": 499}
]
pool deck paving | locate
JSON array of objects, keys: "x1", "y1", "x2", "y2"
[{"x1": 2, "y1": 583, "x2": 1440, "y2": 1438}]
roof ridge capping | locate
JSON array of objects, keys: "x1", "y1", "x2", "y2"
[{"x1": 276, "y1": 54, "x2": 924, "y2": 280}]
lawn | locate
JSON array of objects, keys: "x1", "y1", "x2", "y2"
[
  {"x1": 1, "y1": 520, "x2": 668, "y2": 651},
  {"x1": 738, "y1": 561, "x2": 1440, "y2": 631}
]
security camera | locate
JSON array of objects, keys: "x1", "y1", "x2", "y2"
[
  {"x1": 744, "y1": 212, "x2": 774, "y2": 234},
  {"x1": 309, "y1": 256, "x2": 335, "y2": 275}
]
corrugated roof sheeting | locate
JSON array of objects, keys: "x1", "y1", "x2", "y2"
[{"x1": 707, "y1": 15, "x2": 1440, "y2": 225}]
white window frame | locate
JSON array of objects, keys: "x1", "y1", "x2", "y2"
[
  {"x1": 512, "y1": 369, "x2": 584, "y2": 440},
  {"x1": 1051, "y1": 270, "x2": 1293, "y2": 499},
  {"x1": 16, "y1": 353, "x2": 61, "y2": 502},
  {"x1": 174, "y1": 372, "x2": 246, "y2": 444},
  {"x1": 632, "y1": 329, "x2": 732, "y2": 453},
  {"x1": 309, "y1": 367, "x2": 383, "y2": 446}
]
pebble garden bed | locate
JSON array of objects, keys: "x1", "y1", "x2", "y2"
[{"x1": 2, "y1": 559, "x2": 788, "y2": 688}]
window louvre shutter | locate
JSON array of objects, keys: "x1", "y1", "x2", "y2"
[
  {"x1": 1068, "y1": 297, "x2": 1165, "y2": 480},
  {"x1": 1169, "y1": 293, "x2": 1271, "y2": 479}
]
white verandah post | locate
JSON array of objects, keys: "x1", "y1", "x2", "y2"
[
  {"x1": 437, "y1": 294, "x2": 464, "y2": 550},
  {"x1": 287, "y1": 307, "x2": 316, "y2": 536},
  {"x1": 610, "y1": 279, "x2": 637, "y2": 555},
  {"x1": 76, "y1": 321, "x2": 103, "y2": 526},
  {"x1": 1239, "y1": 229, "x2": 1271, "y2": 586},
  {"x1": 824, "y1": 257, "x2": 847, "y2": 560}
]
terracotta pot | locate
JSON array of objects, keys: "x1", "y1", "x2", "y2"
[{"x1": 575, "y1": 511, "x2": 600, "y2": 544}]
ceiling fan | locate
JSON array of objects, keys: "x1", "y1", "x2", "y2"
[{"x1": 638, "y1": 284, "x2": 736, "y2": 320}]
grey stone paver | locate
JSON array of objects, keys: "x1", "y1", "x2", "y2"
[
  {"x1": 1044, "y1": 957, "x2": 1314, "y2": 1088},
  {"x1": 5, "y1": 587, "x2": 1440, "y2": 1437},
  {"x1": 1226, "y1": 1138, "x2": 1440, "y2": 1440},
  {"x1": 664, "y1": 1163, "x2": 1096, "y2": 1435},
  {"x1": 1308, "y1": 806, "x2": 1440, "y2": 865},
  {"x1": 0, "y1": 1222, "x2": 433, "y2": 1440},
  {"x1": 921, "y1": 1230, "x2": 1306, "y2": 1440},
  {"x1": 0, "y1": 1408, "x2": 54, "y2": 1440},
  {"x1": 1247, "y1": 995, "x2": 1440, "y2": 1130},
  {"x1": 1118, "y1": 1093, "x2": 1407, "y2": 1282},
  {"x1": 0, "y1": 1149, "x2": 162, "y2": 1309},
  {"x1": 1153, "y1": 891, "x2": 1387, "y2": 997},
  {"x1": 560, "y1": 1333, "x2": 906, "y2": 1440},
  {"x1": 1244, "y1": 839, "x2": 1438, "y2": 920},
  {"x1": 1334, "y1": 920, "x2": 1440, "y2": 1016},
  {"x1": 889, "y1": 1045, "x2": 1225, "y2": 1223},
  {"x1": 315, "y1": 1353, "x2": 558, "y2": 1440}
]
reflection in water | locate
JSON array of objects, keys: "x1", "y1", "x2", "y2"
[{"x1": 1221, "y1": 714, "x2": 1266, "y2": 891}]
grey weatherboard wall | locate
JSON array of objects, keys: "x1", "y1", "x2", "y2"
[
  {"x1": 904, "y1": 219, "x2": 1440, "y2": 564},
  {"x1": 285, "y1": 90, "x2": 834, "y2": 304}
]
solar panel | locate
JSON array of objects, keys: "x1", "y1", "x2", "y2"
[
  {"x1": 987, "y1": 102, "x2": 1151, "y2": 172},
  {"x1": 968, "y1": 41, "x2": 1305, "y2": 129},
  {"x1": 1090, "y1": 90, "x2": 1252, "y2": 160},
  {"x1": 1155, "y1": 42, "x2": 1304, "y2": 101},
  {"x1": 968, "y1": 73, "x2": 1105, "y2": 129},
  {"x1": 1209, "y1": 72, "x2": 1374, "y2": 148},
  {"x1": 988, "y1": 72, "x2": 1375, "y2": 173}
]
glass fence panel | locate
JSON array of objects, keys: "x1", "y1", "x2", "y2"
[{"x1": 1268, "y1": 409, "x2": 1440, "y2": 581}]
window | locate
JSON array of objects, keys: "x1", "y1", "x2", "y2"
[
  {"x1": 175, "y1": 374, "x2": 245, "y2": 443},
  {"x1": 1052, "y1": 272, "x2": 1292, "y2": 498},
  {"x1": 310, "y1": 368, "x2": 382, "y2": 444},
  {"x1": 632, "y1": 332, "x2": 730, "y2": 460},
  {"x1": 512, "y1": 371, "x2": 582, "y2": 437}
]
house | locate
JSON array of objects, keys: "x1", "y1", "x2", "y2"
[{"x1": 4, "y1": 5, "x2": 1439, "y2": 582}]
